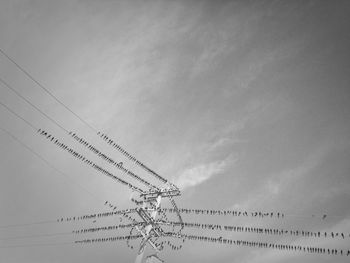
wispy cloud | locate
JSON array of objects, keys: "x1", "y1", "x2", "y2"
[{"x1": 175, "y1": 155, "x2": 236, "y2": 190}]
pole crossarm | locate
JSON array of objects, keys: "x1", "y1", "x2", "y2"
[{"x1": 140, "y1": 189, "x2": 181, "y2": 201}]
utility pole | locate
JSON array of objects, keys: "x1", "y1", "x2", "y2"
[{"x1": 133, "y1": 185, "x2": 181, "y2": 263}]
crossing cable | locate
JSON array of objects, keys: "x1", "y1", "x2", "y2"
[
  {"x1": 38, "y1": 131, "x2": 144, "y2": 193},
  {"x1": 0, "y1": 127, "x2": 125, "y2": 235},
  {"x1": 0, "y1": 77, "x2": 157, "y2": 191},
  {"x1": 0, "y1": 47, "x2": 172, "y2": 187},
  {"x1": 98, "y1": 132, "x2": 170, "y2": 185},
  {"x1": 68, "y1": 131, "x2": 159, "y2": 190},
  {"x1": 0, "y1": 99, "x2": 148, "y2": 193},
  {"x1": 0, "y1": 122, "x2": 141, "y2": 234}
]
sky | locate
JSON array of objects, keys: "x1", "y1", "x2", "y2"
[{"x1": 0, "y1": 0, "x2": 350, "y2": 262}]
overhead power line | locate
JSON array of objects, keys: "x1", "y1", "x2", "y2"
[
  {"x1": 0, "y1": 219, "x2": 56, "y2": 229},
  {"x1": 157, "y1": 221, "x2": 349, "y2": 239},
  {"x1": 69, "y1": 220, "x2": 349, "y2": 240},
  {"x1": 0, "y1": 241, "x2": 73, "y2": 249},
  {"x1": 0, "y1": 67, "x2": 169, "y2": 189},
  {"x1": 0, "y1": 232, "x2": 72, "y2": 241},
  {"x1": 0, "y1": 47, "x2": 96, "y2": 133},
  {"x1": 0, "y1": 99, "x2": 148, "y2": 194},
  {"x1": 0, "y1": 76, "x2": 159, "y2": 190},
  {"x1": 0, "y1": 47, "x2": 172, "y2": 187},
  {"x1": 38, "y1": 129, "x2": 145, "y2": 193},
  {"x1": 0, "y1": 76, "x2": 158, "y2": 191},
  {"x1": 0, "y1": 100, "x2": 37, "y2": 131},
  {"x1": 98, "y1": 132, "x2": 170, "y2": 185},
  {"x1": 0, "y1": 77, "x2": 68, "y2": 133},
  {"x1": 68, "y1": 131, "x2": 160, "y2": 190},
  {"x1": 166, "y1": 233, "x2": 350, "y2": 256},
  {"x1": 0, "y1": 126, "x2": 105, "y2": 207}
]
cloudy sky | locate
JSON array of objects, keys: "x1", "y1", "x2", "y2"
[{"x1": 0, "y1": 0, "x2": 350, "y2": 262}]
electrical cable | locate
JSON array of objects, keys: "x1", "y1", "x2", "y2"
[
  {"x1": 0, "y1": 77, "x2": 69, "y2": 133},
  {"x1": 0, "y1": 220, "x2": 56, "y2": 229},
  {"x1": 0, "y1": 76, "x2": 157, "y2": 190},
  {"x1": 0, "y1": 126, "x2": 105, "y2": 206},
  {"x1": 0, "y1": 100, "x2": 37, "y2": 131},
  {"x1": 0, "y1": 48, "x2": 96, "y2": 133},
  {"x1": 0, "y1": 232, "x2": 72, "y2": 240},
  {"x1": 0, "y1": 101, "x2": 147, "y2": 194},
  {"x1": 0, "y1": 47, "x2": 172, "y2": 187},
  {"x1": 0, "y1": 241, "x2": 74, "y2": 249}
]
